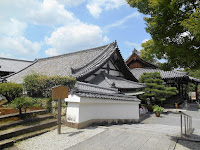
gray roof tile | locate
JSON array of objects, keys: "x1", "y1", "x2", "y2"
[
  {"x1": 131, "y1": 68, "x2": 187, "y2": 81},
  {"x1": 72, "y1": 82, "x2": 140, "y2": 102},
  {"x1": 90, "y1": 72, "x2": 145, "y2": 89},
  {"x1": 5, "y1": 43, "x2": 113, "y2": 84},
  {"x1": 0, "y1": 57, "x2": 33, "y2": 72}
]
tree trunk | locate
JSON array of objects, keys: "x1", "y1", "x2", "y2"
[{"x1": 19, "y1": 108, "x2": 23, "y2": 119}]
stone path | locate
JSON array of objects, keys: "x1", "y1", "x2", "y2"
[{"x1": 67, "y1": 124, "x2": 179, "y2": 150}]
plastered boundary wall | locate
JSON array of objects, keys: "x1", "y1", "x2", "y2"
[{"x1": 65, "y1": 95, "x2": 140, "y2": 129}]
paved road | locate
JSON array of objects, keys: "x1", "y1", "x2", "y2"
[{"x1": 67, "y1": 124, "x2": 179, "y2": 150}]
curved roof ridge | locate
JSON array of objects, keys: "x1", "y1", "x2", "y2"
[
  {"x1": 72, "y1": 42, "x2": 113, "y2": 73},
  {"x1": 38, "y1": 43, "x2": 110, "y2": 61},
  {"x1": 74, "y1": 42, "x2": 118, "y2": 79}
]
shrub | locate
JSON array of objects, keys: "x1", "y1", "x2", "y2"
[
  {"x1": 153, "y1": 105, "x2": 164, "y2": 113},
  {"x1": 9, "y1": 97, "x2": 33, "y2": 118},
  {"x1": 0, "y1": 83, "x2": 23, "y2": 102},
  {"x1": 23, "y1": 73, "x2": 76, "y2": 97}
]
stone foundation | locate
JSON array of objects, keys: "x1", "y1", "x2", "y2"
[{"x1": 63, "y1": 119, "x2": 139, "y2": 129}]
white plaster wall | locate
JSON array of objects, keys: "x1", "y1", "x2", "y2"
[
  {"x1": 66, "y1": 95, "x2": 80, "y2": 123},
  {"x1": 66, "y1": 95, "x2": 140, "y2": 123}
]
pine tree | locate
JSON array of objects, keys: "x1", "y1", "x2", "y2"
[{"x1": 139, "y1": 72, "x2": 178, "y2": 105}]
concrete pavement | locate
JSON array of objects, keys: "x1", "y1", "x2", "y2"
[{"x1": 67, "y1": 124, "x2": 178, "y2": 150}]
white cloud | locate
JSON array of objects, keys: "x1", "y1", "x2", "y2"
[
  {"x1": 0, "y1": 0, "x2": 77, "y2": 27},
  {"x1": 86, "y1": 0, "x2": 126, "y2": 18},
  {"x1": 28, "y1": 0, "x2": 77, "y2": 26},
  {"x1": 0, "y1": 18, "x2": 27, "y2": 37},
  {"x1": 86, "y1": 3, "x2": 102, "y2": 18},
  {"x1": 45, "y1": 23, "x2": 108, "y2": 56},
  {"x1": 45, "y1": 48, "x2": 59, "y2": 56},
  {"x1": 124, "y1": 41, "x2": 142, "y2": 50},
  {"x1": 61, "y1": 0, "x2": 86, "y2": 7},
  {"x1": 0, "y1": 0, "x2": 110, "y2": 59},
  {"x1": 0, "y1": 53, "x2": 12, "y2": 58},
  {"x1": 142, "y1": 39, "x2": 150, "y2": 43},
  {"x1": 0, "y1": 0, "x2": 81, "y2": 59},
  {"x1": 105, "y1": 12, "x2": 140, "y2": 30},
  {"x1": 0, "y1": 36, "x2": 41, "y2": 59}
]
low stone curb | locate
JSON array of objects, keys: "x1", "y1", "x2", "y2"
[
  {"x1": 0, "y1": 114, "x2": 54, "y2": 130},
  {"x1": 0, "y1": 119, "x2": 57, "y2": 141},
  {"x1": 0, "y1": 109, "x2": 49, "y2": 120}
]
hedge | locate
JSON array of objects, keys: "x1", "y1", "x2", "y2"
[{"x1": 23, "y1": 73, "x2": 76, "y2": 97}]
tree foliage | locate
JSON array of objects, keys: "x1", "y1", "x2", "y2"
[
  {"x1": 0, "y1": 83, "x2": 23, "y2": 102},
  {"x1": 186, "y1": 68, "x2": 200, "y2": 93},
  {"x1": 140, "y1": 39, "x2": 157, "y2": 63},
  {"x1": 10, "y1": 97, "x2": 33, "y2": 118},
  {"x1": 23, "y1": 73, "x2": 76, "y2": 97},
  {"x1": 139, "y1": 72, "x2": 178, "y2": 104},
  {"x1": 127, "y1": 0, "x2": 200, "y2": 69}
]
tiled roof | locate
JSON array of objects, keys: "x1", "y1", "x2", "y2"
[
  {"x1": 74, "y1": 81, "x2": 118, "y2": 94},
  {"x1": 131, "y1": 68, "x2": 187, "y2": 81},
  {"x1": 72, "y1": 42, "x2": 117, "y2": 79},
  {"x1": 0, "y1": 57, "x2": 33, "y2": 72},
  {"x1": 72, "y1": 82, "x2": 140, "y2": 102},
  {"x1": 126, "y1": 49, "x2": 157, "y2": 68},
  {"x1": 89, "y1": 71, "x2": 145, "y2": 89},
  {"x1": 5, "y1": 42, "x2": 116, "y2": 84},
  {"x1": 189, "y1": 76, "x2": 200, "y2": 83}
]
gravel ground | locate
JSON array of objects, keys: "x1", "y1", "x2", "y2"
[{"x1": 8, "y1": 126, "x2": 106, "y2": 150}]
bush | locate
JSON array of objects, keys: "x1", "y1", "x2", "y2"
[
  {"x1": 9, "y1": 97, "x2": 33, "y2": 118},
  {"x1": 153, "y1": 105, "x2": 164, "y2": 113},
  {"x1": 29, "y1": 97, "x2": 52, "y2": 110},
  {"x1": 23, "y1": 73, "x2": 76, "y2": 97},
  {"x1": 0, "y1": 83, "x2": 23, "y2": 102}
]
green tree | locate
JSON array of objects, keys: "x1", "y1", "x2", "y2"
[
  {"x1": 140, "y1": 39, "x2": 157, "y2": 63},
  {"x1": 127, "y1": 0, "x2": 200, "y2": 69},
  {"x1": 186, "y1": 68, "x2": 200, "y2": 93},
  {"x1": 0, "y1": 83, "x2": 23, "y2": 102},
  {"x1": 10, "y1": 97, "x2": 33, "y2": 118},
  {"x1": 139, "y1": 72, "x2": 178, "y2": 105}
]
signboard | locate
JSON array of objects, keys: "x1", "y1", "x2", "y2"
[
  {"x1": 52, "y1": 86, "x2": 68, "y2": 100},
  {"x1": 52, "y1": 85, "x2": 68, "y2": 134}
]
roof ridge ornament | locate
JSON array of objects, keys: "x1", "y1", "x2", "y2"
[{"x1": 132, "y1": 48, "x2": 138, "y2": 54}]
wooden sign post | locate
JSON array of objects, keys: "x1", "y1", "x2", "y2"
[{"x1": 52, "y1": 86, "x2": 68, "y2": 134}]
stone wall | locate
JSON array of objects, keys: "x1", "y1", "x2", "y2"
[{"x1": 51, "y1": 100, "x2": 67, "y2": 121}]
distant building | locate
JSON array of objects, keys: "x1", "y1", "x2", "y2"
[
  {"x1": 0, "y1": 57, "x2": 33, "y2": 78},
  {"x1": 126, "y1": 49, "x2": 200, "y2": 105}
]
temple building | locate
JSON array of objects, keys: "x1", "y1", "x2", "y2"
[
  {"x1": 2, "y1": 41, "x2": 145, "y2": 128},
  {"x1": 126, "y1": 49, "x2": 200, "y2": 105}
]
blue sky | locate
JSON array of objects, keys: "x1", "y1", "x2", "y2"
[{"x1": 0, "y1": 0, "x2": 151, "y2": 61}]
